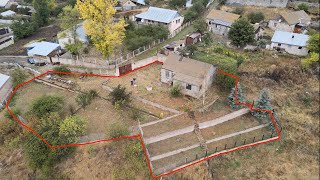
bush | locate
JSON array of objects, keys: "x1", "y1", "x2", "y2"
[
  {"x1": 4, "y1": 108, "x2": 21, "y2": 120},
  {"x1": 30, "y1": 95, "x2": 64, "y2": 118},
  {"x1": 107, "y1": 122, "x2": 129, "y2": 138},
  {"x1": 130, "y1": 109, "x2": 143, "y2": 121},
  {"x1": 232, "y1": 7, "x2": 245, "y2": 15},
  {"x1": 216, "y1": 63, "x2": 238, "y2": 91},
  {"x1": 193, "y1": 19, "x2": 207, "y2": 34},
  {"x1": 170, "y1": 84, "x2": 182, "y2": 97},
  {"x1": 297, "y1": 3, "x2": 309, "y2": 12},
  {"x1": 65, "y1": 41, "x2": 83, "y2": 55},
  {"x1": 53, "y1": 65, "x2": 71, "y2": 74},
  {"x1": 169, "y1": 0, "x2": 185, "y2": 8},
  {"x1": 10, "y1": 68, "x2": 27, "y2": 88},
  {"x1": 109, "y1": 85, "x2": 131, "y2": 107},
  {"x1": 76, "y1": 90, "x2": 98, "y2": 109},
  {"x1": 247, "y1": 12, "x2": 265, "y2": 24}
]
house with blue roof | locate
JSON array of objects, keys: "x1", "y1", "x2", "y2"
[
  {"x1": 25, "y1": 41, "x2": 61, "y2": 63},
  {"x1": 134, "y1": 7, "x2": 184, "y2": 34},
  {"x1": 271, "y1": 31, "x2": 310, "y2": 56},
  {"x1": 57, "y1": 22, "x2": 89, "y2": 49}
]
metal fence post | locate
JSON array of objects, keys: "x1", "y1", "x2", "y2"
[
  {"x1": 224, "y1": 144, "x2": 227, "y2": 150},
  {"x1": 215, "y1": 147, "x2": 217, "y2": 153},
  {"x1": 253, "y1": 136, "x2": 256, "y2": 143},
  {"x1": 234, "y1": 141, "x2": 237, "y2": 148},
  {"x1": 185, "y1": 158, "x2": 187, "y2": 163},
  {"x1": 262, "y1": 134, "x2": 265, "y2": 140},
  {"x1": 243, "y1": 139, "x2": 246, "y2": 145}
]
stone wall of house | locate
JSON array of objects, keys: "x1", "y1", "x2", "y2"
[
  {"x1": 268, "y1": 20, "x2": 295, "y2": 32},
  {"x1": 271, "y1": 42, "x2": 309, "y2": 56},
  {"x1": 226, "y1": 0, "x2": 289, "y2": 8},
  {"x1": 173, "y1": 79, "x2": 202, "y2": 98},
  {"x1": 160, "y1": 68, "x2": 174, "y2": 84},
  {"x1": 207, "y1": 22, "x2": 230, "y2": 36}
]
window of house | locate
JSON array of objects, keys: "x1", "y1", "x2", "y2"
[
  {"x1": 165, "y1": 71, "x2": 170, "y2": 78},
  {"x1": 186, "y1": 84, "x2": 192, "y2": 90},
  {"x1": 215, "y1": 24, "x2": 218, "y2": 28},
  {"x1": 176, "y1": 19, "x2": 180, "y2": 23},
  {"x1": 274, "y1": 23, "x2": 277, "y2": 27},
  {"x1": 209, "y1": 21, "x2": 211, "y2": 25},
  {"x1": 278, "y1": 43, "x2": 281, "y2": 46},
  {"x1": 298, "y1": 46, "x2": 302, "y2": 49}
]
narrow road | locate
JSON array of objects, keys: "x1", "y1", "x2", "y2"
[
  {"x1": 144, "y1": 108, "x2": 250, "y2": 144},
  {"x1": 149, "y1": 123, "x2": 269, "y2": 161}
]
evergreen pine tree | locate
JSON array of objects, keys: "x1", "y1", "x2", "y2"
[
  {"x1": 251, "y1": 88, "x2": 272, "y2": 120},
  {"x1": 227, "y1": 83, "x2": 245, "y2": 109},
  {"x1": 269, "y1": 111, "x2": 281, "y2": 132}
]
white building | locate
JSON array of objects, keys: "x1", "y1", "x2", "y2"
[
  {"x1": 253, "y1": 23, "x2": 264, "y2": 40},
  {"x1": 57, "y1": 23, "x2": 89, "y2": 49},
  {"x1": 0, "y1": 0, "x2": 13, "y2": 8},
  {"x1": 161, "y1": 53, "x2": 216, "y2": 98},
  {"x1": 135, "y1": 7, "x2": 184, "y2": 34},
  {"x1": 0, "y1": 10, "x2": 16, "y2": 17},
  {"x1": 0, "y1": 27, "x2": 14, "y2": 50},
  {"x1": 0, "y1": 73, "x2": 12, "y2": 108},
  {"x1": 268, "y1": 10, "x2": 311, "y2": 33},
  {"x1": 206, "y1": 10, "x2": 240, "y2": 36},
  {"x1": 271, "y1": 31, "x2": 309, "y2": 56}
]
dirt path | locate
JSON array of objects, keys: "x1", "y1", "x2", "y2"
[
  {"x1": 140, "y1": 113, "x2": 184, "y2": 127},
  {"x1": 149, "y1": 123, "x2": 269, "y2": 161},
  {"x1": 144, "y1": 108, "x2": 250, "y2": 144}
]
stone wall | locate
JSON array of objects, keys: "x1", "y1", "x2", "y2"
[{"x1": 226, "y1": 0, "x2": 289, "y2": 8}]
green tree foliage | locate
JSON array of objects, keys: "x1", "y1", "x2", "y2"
[
  {"x1": 227, "y1": 83, "x2": 245, "y2": 109},
  {"x1": 297, "y1": 3, "x2": 309, "y2": 12},
  {"x1": 24, "y1": 113, "x2": 86, "y2": 175},
  {"x1": 170, "y1": 84, "x2": 182, "y2": 97},
  {"x1": 32, "y1": 0, "x2": 50, "y2": 27},
  {"x1": 232, "y1": 7, "x2": 245, "y2": 15},
  {"x1": 109, "y1": 85, "x2": 131, "y2": 107},
  {"x1": 0, "y1": 112, "x2": 22, "y2": 144},
  {"x1": 10, "y1": 20, "x2": 38, "y2": 40},
  {"x1": 228, "y1": 18, "x2": 255, "y2": 47},
  {"x1": 251, "y1": 88, "x2": 272, "y2": 121},
  {"x1": 184, "y1": 0, "x2": 207, "y2": 21},
  {"x1": 53, "y1": 65, "x2": 71, "y2": 73},
  {"x1": 247, "y1": 11, "x2": 265, "y2": 23},
  {"x1": 169, "y1": 0, "x2": 185, "y2": 8},
  {"x1": 269, "y1": 111, "x2": 281, "y2": 132},
  {"x1": 302, "y1": 33, "x2": 320, "y2": 68},
  {"x1": 193, "y1": 19, "x2": 207, "y2": 34},
  {"x1": 202, "y1": 32, "x2": 212, "y2": 45},
  {"x1": 76, "y1": 90, "x2": 98, "y2": 109},
  {"x1": 59, "y1": 115, "x2": 87, "y2": 142},
  {"x1": 65, "y1": 41, "x2": 83, "y2": 55},
  {"x1": 107, "y1": 122, "x2": 129, "y2": 138},
  {"x1": 4, "y1": 108, "x2": 21, "y2": 120},
  {"x1": 31, "y1": 95, "x2": 65, "y2": 118},
  {"x1": 216, "y1": 63, "x2": 238, "y2": 91},
  {"x1": 10, "y1": 68, "x2": 27, "y2": 88},
  {"x1": 125, "y1": 24, "x2": 169, "y2": 50},
  {"x1": 58, "y1": 5, "x2": 81, "y2": 30}
]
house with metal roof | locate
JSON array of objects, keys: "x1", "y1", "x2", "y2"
[
  {"x1": 161, "y1": 53, "x2": 216, "y2": 98},
  {"x1": 0, "y1": 27, "x2": 14, "y2": 50},
  {"x1": 268, "y1": 10, "x2": 311, "y2": 34},
  {"x1": 0, "y1": 0, "x2": 12, "y2": 8},
  {"x1": 0, "y1": 10, "x2": 16, "y2": 17},
  {"x1": 206, "y1": 10, "x2": 240, "y2": 36},
  {"x1": 26, "y1": 41, "x2": 61, "y2": 63},
  {"x1": 57, "y1": 22, "x2": 88, "y2": 49},
  {"x1": 0, "y1": 73, "x2": 12, "y2": 108},
  {"x1": 271, "y1": 31, "x2": 310, "y2": 56},
  {"x1": 135, "y1": 7, "x2": 184, "y2": 34}
]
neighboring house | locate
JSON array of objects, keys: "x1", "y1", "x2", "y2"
[
  {"x1": 135, "y1": 7, "x2": 184, "y2": 34},
  {"x1": 0, "y1": 0, "x2": 12, "y2": 8},
  {"x1": 185, "y1": 32, "x2": 201, "y2": 45},
  {"x1": 116, "y1": 0, "x2": 145, "y2": 11},
  {"x1": 161, "y1": 53, "x2": 216, "y2": 98},
  {"x1": 271, "y1": 31, "x2": 309, "y2": 56},
  {"x1": 17, "y1": 5, "x2": 36, "y2": 15},
  {"x1": 0, "y1": 27, "x2": 14, "y2": 50},
  {"x1": 268, "y1": 10, "x2": 311, "y2": 33},
  {"x1": 253, "y1": 23, "x2": 264, "y2": 40},
  {"x1": 186, "y1": 0, "x2": 193, "y2": 8},
  {"x1": 226, "y1": 0, "x2": 288, "y2": 8},
  {"x1": 164, "y1": 40, "x2": 185, "y2": 52},
  {"x1": 25, "y1": 41, "x2": 61, "y2": 63},
  {"x1": 131, "y1": 0, "x2": 145, "y2": 6},
  {"x1": 0, "y1": 10, "x2": 16, "y2": 17},
  {"x1": 57, "y1": 23, "x2": 88, "y2": 49},
  {"x1": 0, "y1": 73, "x2": 12, "y2": 108},
  {"x1": 206, "y1": 10, "x2": 240, "y2": 36}
]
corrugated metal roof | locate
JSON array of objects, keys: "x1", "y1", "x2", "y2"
[
  {"x1": 0, "y1": 73, "x2": 10, "y2": 89},
  {"x1": 0, "y1": 0, "x2": 10, "y2": 7},
  {"x1": 0, "y1": 10, "x2": 16, "y2": 17},
  {"x1": 132, "y1": 0, "x2": 145, "y2": 5},
  {"x1": 27, "y1": 41, "x2": 60, "y2": 56},
  {"x1": 135, "y1": 7, "x2": 181, "y2": 23},
  {"x1": 271, "y1": 31, "x2": 309, "y2": 47}
]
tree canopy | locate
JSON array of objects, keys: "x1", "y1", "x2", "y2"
[
  {"x1": 227, "y1": 83, "x2": 245, "y2": 109},
  {"x1": 76, "y1": 0, "x2": 126, "y2": 57},
  {"x1": 247, "y1": 12, "x2": 264, "y2": 24},
  {"x1": 32, "y1": 0, "x2": 50, "y2": 27},
  {"x1": 251, "y1": 88, "x2": 272, "y2": 121},
  {"x1": 228, "y1": 18, "x2": 255, "y2": 47},
  {"x1": 31, "y1": 95, "x2": 65, "y2": 118},
  {"x1": 10, "y1": 68, "x2": 27, "y2": 88}
]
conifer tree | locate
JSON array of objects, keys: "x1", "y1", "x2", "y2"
[
  {"x1": 269, "y1": 111, "x2": 281, "y2": 132},
  {"x1": 228, "y1": 82, "x2": 245, "y2": 109},
  {"x1": 251, "y1": 88, "x2": 272, "y2": 120}
]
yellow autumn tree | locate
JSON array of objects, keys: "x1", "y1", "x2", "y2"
[{"x1": 76, "y1": 0, "x2": 126, "y2": 57}]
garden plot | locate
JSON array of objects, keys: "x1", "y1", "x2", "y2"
[
  {"x1": 147, "y1": 131, "x2": 200, "y2": 157},
  {"x1": 14, "y1": 82, "x2": 77, "y2": 115}
]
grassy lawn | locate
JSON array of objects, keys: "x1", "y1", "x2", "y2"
[
  {"x1": 147, "y1": 131, "x2": 200, "y2": 157},
  {"x1": 134, "y1": 25, "x2": 195, "y2": 61}
]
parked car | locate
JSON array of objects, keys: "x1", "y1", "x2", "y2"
[{"x1": 27, "y1": 58, "x2": 36, "y2": 64}]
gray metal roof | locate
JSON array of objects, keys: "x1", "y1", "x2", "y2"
[
  {"x1": 0, "y1": 73, "x2": 9, "y2": 89},
  {"x1": 0, "y1": 0, "x2": 10, "y2": 7},
  {"x1": 271, "y1": 31, "x2": 309, "y2": 47},
  {"x1": 27, "y1": 41, "x2": 60, "y2": 56},
  {"x1": 135, "y1": 7, "x2": 181, "y2": 23}
]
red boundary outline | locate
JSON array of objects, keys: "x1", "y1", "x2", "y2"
[{"x1": 5, "y1": 60, "x2": 281, "y2": 178}]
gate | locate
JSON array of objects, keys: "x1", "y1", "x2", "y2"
[{"x1": 119, "y1": 63, "x2": 132, "y2": 75}]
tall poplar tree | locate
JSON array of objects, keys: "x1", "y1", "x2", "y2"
[
  {"x1": 76, "y1": 0, "x2": 126, "y2": 57},
  {"x1": 33, "y1": 0, "x2": 50, "y2": 27}
]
